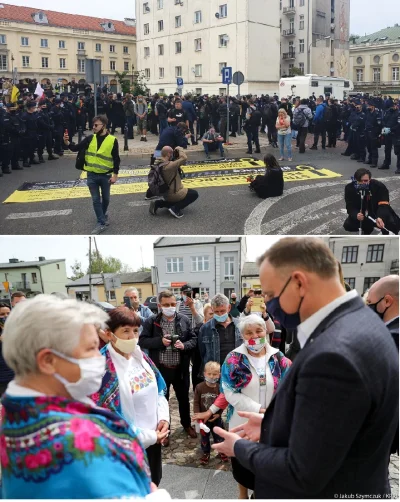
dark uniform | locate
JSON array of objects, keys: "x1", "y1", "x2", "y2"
[
  {"x1": 21, "y1": 102, "x2": 39, "y2": 166},
  {"x1": 3, "y1": 104, "x2": 24, "y2": 172},
  {"x1": 0, "y1": 107, "x2": 8, "y2": 175},
  {"x1": 364, "y1": 101, "x2": 381, "y2": 167},
  {"x1": 37, "y1": 104, "x2": 58, "y2": 161},
  {"x1": 49, "y1": 100, "x2": 65, "y2": 156},
  {"x1": 394, "y1": 111, "x2": 400, "y2": 173},
  {"x1": 351, "y1": 107, "x2": 366, "y2": 161},
  {"x1": 381, "y1": 104, "x2": 400, "y2": 170}
]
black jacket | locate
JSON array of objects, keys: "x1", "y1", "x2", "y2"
[
  {"x1": 139, "y1": 312, "x2": 197, "y2": 375},
  {"x1": 387, "y1": 317, "x2": 399, "y2": 351},
  {"x1": 250, "y1": 167, "x2": 284, "y2": 199},
  {"x1": 155, "y1": 126, "x2": 188, "y2": 151},
  {"x1": 234, "y1": 295, "x2": 399, "y2": 498}
]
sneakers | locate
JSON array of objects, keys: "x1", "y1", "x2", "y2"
[
  {"x1": 144, "y1": 188, "x2": 160, "y2": 200},
  {"x1": 288, "y1": 157, "x2": 293, "y2": 161},
  {"x1": 91, "y1": 224, "x2": 106, "y2": 235},
  {"x1": 168, "y1": 207, "x2": 184, "y2": 219},
  {"x1": 278, "y1": 157, "x2": 284, "y2": 161},
  {"x1": 149, "y1": 200, "x2": 159, "y2": 216}
]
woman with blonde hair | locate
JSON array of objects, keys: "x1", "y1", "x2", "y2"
[{"x1": 276, "y1": 108, "x2": 292, "y2": 161}]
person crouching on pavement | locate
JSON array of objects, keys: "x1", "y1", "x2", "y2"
[
  {"x1": 149, "y1": 146, "x2": 198, "y2": 219},
  {"x1": 202, "y1": 127, "x2": 225, "y2": 160},
  {"x1": 344, "y1": 167, "x2": 400, "y2": 235},
  {"x1": 249, "y1": 153, "x2": 284, "y2": 199}
]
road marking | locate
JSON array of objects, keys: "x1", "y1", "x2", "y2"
[{"x1": 5, "y1": 209, "x2": 73, "y2": 220}]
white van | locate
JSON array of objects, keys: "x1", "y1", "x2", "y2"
[{"x1": 278, "y1": 75, "x2": 354, "y2": 101}]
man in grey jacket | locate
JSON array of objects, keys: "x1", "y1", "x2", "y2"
[
  {"x1": 134, "y1": 95, "x2": 148, "y2": 142},
  {"x1": 123, "y1": 94, "x2": 135, "y2": 140},
  {"x1": 293, "y1": 99, "x2": 313, "y2": 153}
]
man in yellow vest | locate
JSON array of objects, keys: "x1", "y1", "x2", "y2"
[{"x1": 63, "y1": 114, "x2": 119, "y2": 234}]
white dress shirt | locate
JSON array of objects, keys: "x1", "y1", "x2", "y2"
[{"x1": 297, "y1": 290, "x2": 359, "y2": 349}]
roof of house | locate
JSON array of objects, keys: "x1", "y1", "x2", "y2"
[
  {"x1": 154, "y1": 237, "x2": 241, "y2": 248},
  {"x1": 0, "y1": 3, "x2": 136, "y2": 36},
  {"x1": 0, "y1": 259, "x2": 65, "y2": 269},
  {"x1": 352, "y1": 25, "x2": 400, "y2": 45},
  {"x1": 241, "y1": 262, "x2": 259, "y2": 277},
  {"x1": 66, "y1": 271, "x2": 151, "y2": 287}
]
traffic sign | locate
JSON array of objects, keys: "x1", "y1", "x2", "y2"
[
  {"x1": 176, "y1": 78, "x2": 184, "y2": 87},
  {"x1": 222, "y1": 67, "x2": 232, "y2": 85},
  {"x1": 233, "y1": 71, "x2": 244, "y2": 86}
]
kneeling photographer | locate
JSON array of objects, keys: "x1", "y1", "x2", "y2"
[
  {"x1": 149, "y1": 145, "x2": 198, "y2": 219},
  {"x1": 344, "y1": 167, "x2": 400, "y2": 235}
]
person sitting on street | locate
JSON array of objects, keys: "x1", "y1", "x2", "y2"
[
  {"x1": 344, "y1": 168, "x2": 400, "y2": 235},
  {"x1": 249, "y1": 154, "x2": 284, "y2": 199},
  {"x1": 202, "y1": 127, "x2": 225, "y2": 159}
]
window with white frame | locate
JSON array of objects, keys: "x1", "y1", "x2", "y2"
[
  {"x1": 59, "y1": 40, "x2": 65, "y2": 49},
  {"x1": 22, "y1": 55, "x2": 30, "y2": 67},
  {"x1": 289, "y1": 17, "x2": 294, "y2": 31},
  {"x1": 59, "y1": 58, "x2": 66, "y2": 69},
  {"x1": 0, "y1": 34, "x2": 6, "y2": 44},
  {"x1": 195, "y1": 10, "x2": 202, "y2": 23},
  {"x1": 392, "y1": 67, "x2": 399, "y2": 81},
  {"x1": 196, "y1": 88, "x2": 202, "y2": 94},
  {"x1": 144, "y1": 23, "x2": 150, "y2": 35},
  {"x1": 344, "y1": 278, "x2": 356, "y2": 290},
  {"x1": 158, "y1": 20, "x2": 164, "y2": 31},
  {"x1": 110, "y1": 44, "x2": 116, "y2": 53},
  {"x1": 373, "y1": 67, "x2": 380, "y2": 82},
  {"x1": 166, "y1": 257, "x2": 183, "y2": 273},
  {"x1": 299, "y1": 62, "x2": 304, "y2": 74},
  {"x1": 219, "y1": 34, "x2": 228, "y2": 47},
  {"x1": 123, "y1": 46, "x2": 129, "y2": 53},
  {"x1": 175, "y1": 66, "x2": 182, "y2": 77},
  {"x1": 108, "y1": 290, "x2": 116, "y2": 301},
  {"x1": 199, "y1": 287, "x2": 210, "y2": 297},
  {"x1": 299, "y1": 15, "x2": 304, "y2": 29},
  {"x1": 219, "y1": 88, "x2": 226, "y2": 95},
  {"x1": 124, "y1": 61, "x2": 129, "y2": 71},
  {"x1": 159, "y1": 67, "x2": 164, "y2": 78},
  {"x1": 195, "y1": 64, "x2": 202, "y2": 76},
  {"x1": 95, "y1": 43, "x2": 101, "y2": 52},
  {"x1": 157, "y1": 0, "x2": 163, "y2": 8},
  {"x1": 78, "y1": 59, "x2": 85, "y2": 72},
  {"x1": 219, "y1": 62, "x2": 227, "y2": 74},
  {"x1": 158, "y1": 44, "x2": 164, "y2": 55},
  {"x1": 299, "y1": 39, "x2": 304, "y2": 53},
  {"x1": 78, "y1": 41, "x2": 85, "y2": 50},
  {"x1": 224, "y1": 256, "x2": 235, "y2": 281},
  {"x1": 159, "y1": 88, "x2": 165, "y2": 93},
  {"x1": 175, "y1": 15, "x2": 181, "y2": 28},
  {"x1": 145, "y1": 68, "x2": 150, "y2": 78},
  {"x1": 143, "y1": 2, "x2": 149, "y2": 13},
  {"x1": 191, "y1": 256, "x2": 210, "y2": 272},
  {"x1": 144, "y1": 46, "x2": 150, "y2": 57},
  {"x1": 21, "y1": 37, "x2": 29, "y2": 46},
  {"x1": 356, "y1": 69, "x2": 363, "y2": 82},
  {"x1": 110, "y1": 60, "x2": 116, "y2": 70},
  {"x1": 219, "y1": 4, "x2": 228, "y2": 17},
  {"x1": 0, "y1": 54, "x2": 7, "y2": 70},
  {"x1": 289, "y1": 63, "x2": 294, "y2": 74},
  {"x1": 175, "y1": 41, "x2": 182, "y2": 53},
  {"x1": 195, "y1": 38, "x2": 202, "y2": 51},
  {"x1": 40, "y1": 38, "x2": 48, "y2": 48}
]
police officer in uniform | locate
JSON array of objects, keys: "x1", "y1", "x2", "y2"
[
  {"x1": 394, "y1": 109, "x2": 400, "y2": 174},
  {"x1": 3, "y1": 102, "x2": 24, "y2": 172},
  {"x1": 37, "y1": 100, "x2": 58, "y2": 162},
  {"x1": 363, "y1": 99, "x2": 381, "y2": 168},
  {"x1": 350, "y1": 101, "x2": 366, "y2": 161},
  {"x1": 50, "y1": 97, "x2": 65, "y2": 156},
  {"x1": 21, "y1": 101, "x2": 39, "y2": 167},
  {"x1": 0, "y1": 103, "x2": 8, "y2": 175},
  {"x1": 380, "y1": 99, "x2": 400, "y2": 170}
]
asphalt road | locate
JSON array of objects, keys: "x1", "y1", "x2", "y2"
[{"x1": 1, "y1": 140, "x2": 400, "y2": 235}]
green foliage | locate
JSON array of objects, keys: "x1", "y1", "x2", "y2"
[
  {"x1": 87, "y1": 251, "x2": 133, "y2": 274},
  {"x1": 69, "y1": 259, "x2": 85, "y2": 281},
  {"x1": 136, "y1": 266, "x2": 151, "y2": 272},
  {"x1": 114, "y1": 72, "x2": 131, "y2": 94},
  {"x1": 289, "y1": 67, "x2": 303, "y2": 76},
  {"x1": 132, "y1": 70, "x2": 150, "y2": 96}
]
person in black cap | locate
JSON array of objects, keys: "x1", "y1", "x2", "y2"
[
  {"x1": 380, "y1": 99, "x2": 399, "y2": 170},
  {"x1": 21, "y1": 101, "x2": 39, "y2": 167},
  {"x1": 363, "y1": 99, "x2": 382, "y2": 167},
  {"x1": 37, "y1": 99, "x2": 58, "y2": 162},
  {"x1": 177, "y1": 284, "x2": 204, "y2": 329},
  {"x1": 2, "y1": 102, "x2": 24, "y2": 172},
  {"x1": 49, "y1": 97, "x2": 65, "y2": 156}
]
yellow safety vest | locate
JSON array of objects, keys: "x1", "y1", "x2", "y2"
[{"x1": 84, "y1": 134, "x2": 115, "y2": 174}]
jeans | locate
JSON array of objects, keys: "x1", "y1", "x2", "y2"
[
  {"x1": 159, "y1": 118, "x2": 168, "y2": 136},
  {"x1": 200, "y1": 418, "x2": 224, "y2": 454},
  {"x1": 278, "y1": 133, "x2": 292, "y2": 158},
  {"x1": 158, "y1": 188, "x2": 199, "y2": 212},
  {"x1": 204, "y1": 142, "x2": 224, "y2": 156},
  {"x1": 126, "y1": 116, "x2": 134, "y2": 139},
  {"x1": 297, "y1": 127, "x2": 308, "y2": 153},
  {"x1": 159, "y1": 365, "x2": 191, "y2": 428},
  {"x1": 246, "y1": 126, "x2": 260, "y2": 153},
  {"x1": 86, "y1": 171, "x2": 111, "y2": 226},
  {"x1": 313, "y1": 123, "x2": 326, "y2": 148}
]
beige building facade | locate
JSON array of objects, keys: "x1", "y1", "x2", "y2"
[{"x1": 0, "y1": 4, "x2": 136, "y2": 86}]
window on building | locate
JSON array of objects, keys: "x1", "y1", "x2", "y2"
[
  {"x1": 341, "y1": 246, "x2": 358, "y2": 263},
  {"x1": 219, "y1": 62, "x2": 227, "y2": 74},
  {"x1": 195, "y1": 64, "x2": 202, "y2": 76},
  {"x1": 144, "y1": 46, "x2": 150, "y2": 57},
  {"x1": 40, "y1": 38, "x2": 48, "y2": 48},
  {"x1": 57, "y1": 264, "x2": 60, "y2": 270},
  {"x1": 159, "y1": 67, "x2": 164, "y2": 78},
  {"x1": 289, "y1": 41, "x2": 294, "y2": 53},
  {"x1": 59, "y1": 58, "x2": 66, "y2": 69},
  {"x1": 175, "y1": 41, "x2": 182, "y2": 53},
  {"x1": 166, "y1": 257, "x2": 183, "y2": 273},
  {"x1": 108, "y1": 290, "x2": 116, "y2": 300},
  {"x1": 219, "y1": 87, "x2": 226, "y2": 95},
  {"x1": 158, "y1": 20, "x2": 164, "y2": 31},
  {"x1": 158, "y1": 44, "x2": 164, "y2": 55},
  {"x1": 299, "y1": 62, "x2": 304, "y2": 74},
  {"x1": 59, "y1": 40, "x2": 65, "y2": 49},
  {"x1": 22, "y1": 56, "x2": 30, "y2": 67},
  {"x1": 143, "y1": 2, "x2": 149, "y2": 13},
  {"x1": 191, "y1": 256, "x2": 210, "y2": 272},
  {"x1": 364, "y1": 277, "x2": 380, "y2": 292},
  {"x1": 344, "y1": 277, "x2": 356, "y2": 290},
  {"x1": 373, "y1": 67, "x2": 381, "y2": 82},
  {"x1": 219, "y1": 4, "x2": 228, "y2": 17},
  {"x1": 31, "y1": 273, "x2": 38, "y2": 284},
  {"x1": 0, "y1": 54, "x2": 7, "y2": 70},
  {"x1": 124, "y1": 61, "x2": 129, "y2": 71},
  {"x1": 300, "y1": 0, "x2": 305, "y2": 5},
  {"x1": 41, "y1": 57, "x2": 49, "y2": 68},
  {"x1": 110, "y1": 60, "x2": 116, "y2": 70},
  {"x1": 145, "y1": 68, "x2": 150, "y2": 78},
  {"x1": 195, "y1": 38, "x2": 202, "y2": 51},
  {"x1": 299, "y1": 15, "x2": 304, "y2": 29},
  {"x1": 392, "y1": 66, "x2": 399, "y2": 81},
  {"x1": 157, "y1": 0, "x2": 163, "y2": 8},
  {"x1": 366, "y1": 244, "x2": 385, "y2": 263},
  {"x1": 288, "y1": 63, "x2": 294, "y2": 74},
  {"x1": 175, "y1": 66, "x2": 182, "y2": 77},
  {"x1": 159, "y1": 88, "x2": 165, "y2": 93},
  {"x1": 78, "y1": 59, "x2": 85, "y2": 72},
  {"x1": 280, "y1": 0, "x2": 282, "y2": 9},
  {"x1": 356, "y1": 68, "x2": 364, "y2": 82},
  {"x1": 144, "y1": 23, "x2": 150, "y2": 35},
  {"x1": 199, "y1": 287, "x2": 210, "y2": 297},
  {"x1": 175, "y1": 15, "x2": 181, "y2": 28},
  {"x1": 21, "y1": 37, "x2": 29, "y2": 46},
  {"x1": 224, "y1": 256, "x2": 235, "y2": 281},
  {"x1": 123, "y1": 46, "x2": 129, "y2": 54},
  {"x1": 110, "y1": 45, "x2": 116, "y2": 53},
  {"x1": 78, "y1": 41, "x2": 85, "y2": 50},
  {"x1": 289, "y1": 17, "x2": 294, "y2": 31},
  {"x1": 0, "y1": 35, "x2": 6, "y2": 44},
  {"x1": 219, "y1": 34, "x2": 228, "y2": 47},
  {"x1": 95, "y1": 43, "x2": 102, "y2": 52},
  {"x1": 195, "y1": 10, "x2": 202, "y2": 23},
  {"x1": 196, "y1": 88, "x2": 202, "y2": 94},
  {"x1": 299, "y1": 39, "x2": 304, "y2": 52}
]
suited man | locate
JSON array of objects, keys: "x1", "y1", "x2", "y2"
[{"x1": 213, "y1": 237, "x2": 399, "y2": 499}]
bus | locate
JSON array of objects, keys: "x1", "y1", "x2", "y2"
[{"x1": 278, "y1": 75, "x2": 354, "y2": 101}]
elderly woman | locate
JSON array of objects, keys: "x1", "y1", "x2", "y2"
[
  {"x1": 0, "y1": 302, "x2": 13, "y2": 396},
  {"x1": 276, "y1": 108, "x2": 292, "y2": 161},
  {"x1": 92, "y1": 307, "x2": 169, "y2": 487},
  {"x1": 220, "y1": 314, "x2": 292, "y2": 499},
  {"x1": 0, "y1": 295, "x2": 161, "y2": 499}
]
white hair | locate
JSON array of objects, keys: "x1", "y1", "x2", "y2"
[
  {"x1": 2, "y1": 294, "x2": 108, "y2": 377},
  {"x1": 211, "y1": 293, "x2": 229, "y2": 308},
  {"x1": 238, "y1": 314, "x2": 267, "y2": 336},
  {"x1": 124, "y1": 287, "x2": 139, "y2": 295}
]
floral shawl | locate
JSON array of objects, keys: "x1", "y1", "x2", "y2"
[{"x1": 0, "y1": 394, "x2": 151, "y2": 499}]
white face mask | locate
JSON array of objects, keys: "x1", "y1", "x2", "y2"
[
  {"x1": 51, "y1": 349, "x2": 105, "y2": 401},
  {"x1": 112, "y1": 333, "x2": 137, "y2": 354},
  {"x1": 244, "y1": 337, "x2": 267, "y2": 354},
  {"x1": 162, "y1": 306, "x2": 176, "y2": 318}
]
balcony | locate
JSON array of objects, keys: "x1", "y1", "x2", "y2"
[
  {"x1": 282, "y1": 51, "x2": 296, "y2": 60},
  {"x1": 14, "y1": 281, "x2": 31, "y2": 290},
  {"x1": 282, "y1": 29, "x2": 296, "y2": 37},
  {"x1": 354, "y1": 81, "x2": 400, "y2": 93},
  {"x1": 283, "y1": 6, "x2": 296, "y2": 14}
]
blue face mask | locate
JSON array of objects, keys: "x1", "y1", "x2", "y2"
[
  {"x1": 181, "y1": 295, "x2": 187, "y2": 302},
  {"x1": 214, "y1": 312, "x2": 229, "y2": 323},
  {"x1": 266, "y1": 276, "x2": 304, "y2": 330}
]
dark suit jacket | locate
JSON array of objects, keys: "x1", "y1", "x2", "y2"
[
  {"x1": 235, "y1": 296, "x2": 399, "y2": 499},
  {"x1": 387, "y1": 317, "x2": 399, "y2": 351}
]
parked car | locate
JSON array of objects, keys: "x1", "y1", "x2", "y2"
[
  {"x1": 143, "y1": 296, "x2": 158, "y2": 314},
  {"x1": 95, "y1": 301, "x2": 115, "y2": 313}
]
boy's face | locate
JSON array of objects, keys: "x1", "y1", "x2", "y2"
[{"x1": 204, "y1": 368, "x2": 220, "y2": 381}]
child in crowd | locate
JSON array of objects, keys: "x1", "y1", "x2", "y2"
[{"x1": 193, "y1": 361, "x2": 228, "y2": 465}]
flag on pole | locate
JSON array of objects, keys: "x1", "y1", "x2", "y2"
[
  {"x1": 35, "y1": 82, "x2": 44, "y2": 98},
  {"x1": 11, "y1": 85, "x2": 20, "y2": 103}
]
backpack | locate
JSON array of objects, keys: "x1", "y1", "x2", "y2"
[
  {"x1": 323, "y1": 105, "x2": 333, "y2": 124},
  {"x1": 292, "y1": 109, "x2": 307, "y2": 130},
  {"x1": 148, "y1": 161, "x2": 178, "y2": 196},
  {"x1": 250, "y1": 109, "x2": 262, "y2": 127}
]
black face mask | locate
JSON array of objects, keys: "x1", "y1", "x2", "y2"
[{"x1": 368, "y1": 297, "x2": 389, "y2": 320}]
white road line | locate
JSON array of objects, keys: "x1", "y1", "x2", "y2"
[
  {"x1": 127, "y1": 201, "x2": 150, "y2": 207},
  {"x1": 5, "y1": 210, "x2": 73, "y2": 220}
]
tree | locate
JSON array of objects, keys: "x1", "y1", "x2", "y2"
[
  {"x1": 69, "y1": 259, "x2": 85, "y2": 281},
  {"x1": 114, "y1": 71, "x2": 131, "y2": 94},
  {"x1": 136, "y1": 266, "x2": 151, "y2": 272},
  {"x1": 132, "y1": 70, "x2": 150, "y2": 96},
  {"x1": 289, "y1": 67, "x2": 303, "y2": 76},
  {"x1": 87, "y1": 251, "x2": 132, "y2": 274}
]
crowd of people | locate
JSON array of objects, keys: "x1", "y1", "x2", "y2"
[{"x1": 0, "y1": 238, "x2": 398, "y2": 499}]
